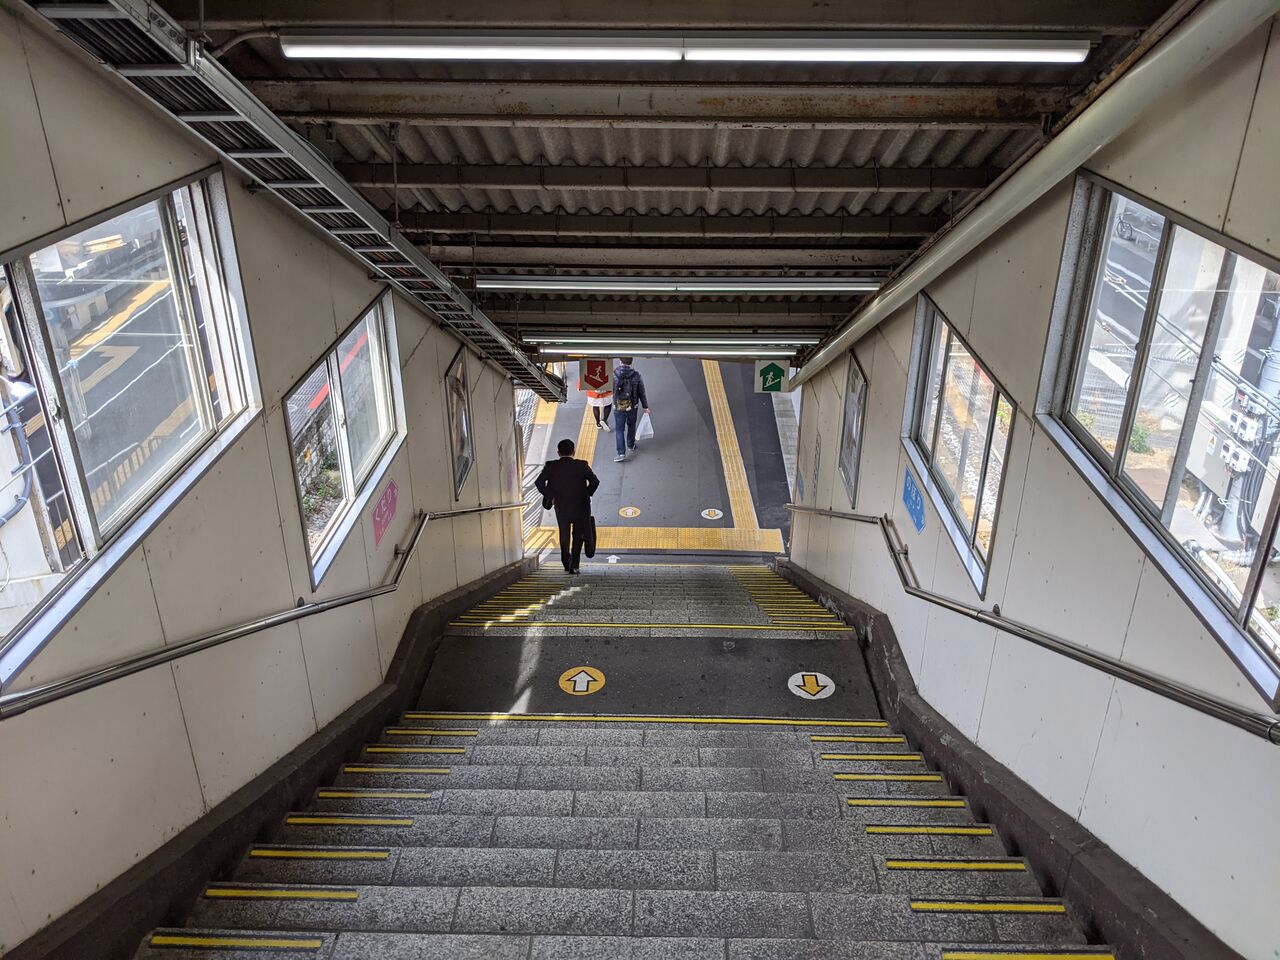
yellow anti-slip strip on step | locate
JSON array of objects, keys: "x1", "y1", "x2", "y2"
[
  {"x1": 813, "y1": 735, "x2": 905, "y2": 743},
  {"x1": 886, "y1": 859, "x2": 1027, "y2": 871},
  {"x1": 343, "y1": 765, "x2": 451, "y2": 775},
  {"x1": 205, "y1": 884, "x2": 359, "y2": 901},
  {"x1": 384, "y1": 728, "x2": 478, "y2": 737},
  {"x1": 286, "y1": 815, "x2": 414, "y2": 827},
  {"x1": 911, "y1": 899, "x2": 1066, "y2": 914},
  {"x1": 822, "y1": 753, "x2": 922, "y2": 761},
  {"x1": 867, "y1": 825, "x2": 993, "y2": 836},
  {"x1": 942, "y1": 954, "x2": 1115, "y2": 960},
  {"x1": 405, "y1": 711, "x2": 887, "y2": 727},
  {"x1": 849, "y1": 797, "x2": 965, "y2": 807},
  {"x1": 149, "y1": 933, "x2": 325, "y2": 950},
  {"x1": 249, "y1": 847, "x2": 390, "y2": 861},
  {"x1": 449, "y1": 620, "x2": 851, "y2": 632},
  {"x1": 317, "y1": 789, "x2": 433, "y2": 800}
]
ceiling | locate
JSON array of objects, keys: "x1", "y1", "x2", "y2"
[{"x1": 166, "y1": 0, "x2": 1187, "y2": 362}]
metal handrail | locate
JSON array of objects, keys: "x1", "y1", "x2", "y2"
[
  {"x1": 0, "y1": 501, "x2": 524, "y2": 720},
  {"x1": 785, "y1": 502, "x2": 1280, "y2": 745}
]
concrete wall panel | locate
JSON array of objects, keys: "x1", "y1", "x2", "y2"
[
  {"x1": 1088, "y1": 25, "x2": 1269, "y2": 232},
  {"x1": 0, "y1": 10, "x2": 62, "y2": 252},
  {"x1": 0, "y1": 668, "x2": 202, "y2": 952},
  {"x1": 297, "y1": 599, "x2": 382, "y2": 727},
  {"x1": 452, "y1": 514, "x2": 486, "y2": 587},
  {"x1": 1225, "y1": 24, "x2": 1280, "y2": 259}
]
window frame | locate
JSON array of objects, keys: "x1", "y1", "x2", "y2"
[
  {"x1": 283, "y1": 290, "x2": 405, "y2": 590},
  {"x1": 1040, "y1": 171, "x2": 1280, "y2": 708},
  {"x1": 0, "y1": 168, "x2": 262, "y2": 690},
  {"x1": 902, "y1": 293, "x2": 1016, "y2": 597},
  {"x1": 837, "y1": 351, "x2": 869, "y2": 508}
]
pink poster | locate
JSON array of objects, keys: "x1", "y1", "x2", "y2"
[{"x1": 373, "y1": 479, "x2": 398, "y2": 547}]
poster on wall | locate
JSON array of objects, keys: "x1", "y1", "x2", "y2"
[
  {"x1": 445, "y1": 346, "x2": 474, "y2": 498},
  {"x1": 837, "y1": 354, "x2": 869, "y2": 507}
]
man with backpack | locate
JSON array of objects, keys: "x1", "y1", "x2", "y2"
[{"x1": 611, "y1": 357, "x2": 649, "y2": 462}]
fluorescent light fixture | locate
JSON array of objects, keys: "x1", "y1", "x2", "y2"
[
  {"x1": 475, "y1": 276, "x2": 882, "y2": 294},
  {"x1": 524, "y1": 337, "x2": 821, "y2": 346},
  {"x1": 279, "y1": 31, "x2": 1090, "y2": 65},
  {"x1": 538, "y1": 347, "x2": 796, "y2": 357},
  {"x1": 684, "y1": 36, "x2": 1090, "y2": 63},
  {"x1": 279, "y1": 33, "x2": 682, "y2": 61}
]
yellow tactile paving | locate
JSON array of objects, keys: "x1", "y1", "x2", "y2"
[
  {"x1": 528, "y1": 526, "x2": 785, "y2": 553},
  {"x1": 702, "y1": 359, "x2": 759, "y2": 530},
  {"x1": 575, "y1": 402, "x2": 600, "y2": 466}
]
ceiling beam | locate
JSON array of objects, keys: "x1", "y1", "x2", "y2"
[
  {"x1": 169, "y1": 0, "x2": 1167, "y2": 34},
  {"x1": 250, "y1": 80, "x2": 1069, "y2": 128},
  {"x1": 340, "y1": 162, "x2": 999, "y2": 193},
  {"x1": 395, "y1": 211, "x2": 946, "y2": 238},
  {"x1": 425, "y1": 244, "x2": 912, "y2": 268}
]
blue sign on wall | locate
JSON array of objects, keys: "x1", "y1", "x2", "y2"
[{"x1": 902, "y1": 468, "x2": 926, "y2": 533}]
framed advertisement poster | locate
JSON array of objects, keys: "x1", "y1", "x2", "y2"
[
  {"x1": 837, "y1": 352, "x2": 869, "y2": 507},
  {"x1": 444, "y1": 345, "x2": 474, "y2": 498}
]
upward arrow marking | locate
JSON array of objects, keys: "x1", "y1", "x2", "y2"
[
  {"x1": 568, "y1": 670, "x2": 598, "y2": 693},
  {"x1": 797, "y1": 673, "x2": 828, "y2": 697}
]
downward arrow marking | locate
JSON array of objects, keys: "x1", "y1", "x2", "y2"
[{"x1": 798, "y1": 673, "x2": 828, "y2": 696}]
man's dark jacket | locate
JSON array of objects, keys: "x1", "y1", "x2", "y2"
[{"x1": 535, "y1": 457, "x2": 600, "y2": 519}]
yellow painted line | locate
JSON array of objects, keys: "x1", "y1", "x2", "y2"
[
  {"x1": 848, "y1": 798, "x2": 965, "y2": 807},
  {"x1": 384, "y1": 728, "x2": 478, "y2": 737},
  {"x1": 886, "y1": 859, "x2": 1027, "y2": 871},
  {"x1": 942, "y1": 954, "x2": 1114, "y2": 960},
  {"x1": 205, "y1": 885, "x2": 359, "y2": 901},
  {"x1": 149, "y1": 934, "x2": 325, "y2": 950},
  {"x1": 835, "y1": 773, "x2": 942, "y2": 782},
  {"x1": 534, "y1": 396, "x2": 557, "y2": 425},
  {"x1": 822, "y1": 753, "x2": 922, "y2": 761},
  {"x1": 249, "y1": 847, "x2": 390, "y2": 861},
  {"x1": 911, "y1": 899, "x2": 1066, "y2": 914},
  {"x1": 866, "y1": 825, "x2": 993, "y2": 835},
  {"x1": 405, "y1": 712, "x2": 887, "y2": 727},
  {"x1": 813, "y1": 736, "x2": 906, "y2": 743},
  {"x1": 575, "y1": 402, "x2": 600, "y2": 466},
  {"x1": 286, "y1": 815, "x2": 414, "y2": 827},
  {"x1": 365, "y1": 745, "x2": 466, "y2": 754},
  {"x1": 317, "y1": 789, "x2": 433, "y2": 799},
  {"x1": 703, "y1": 359, "x2": 758, "y2": 530},
  {"x1": 450, "y1": 620, "x2": 851, "y2": 631},
  {"x1": 71, "y1": 279, "x2": 169, "y2": 355},
  {"x1": 526, "y1": 525, "x2": 784, "y2": 554},
  {"x1": 343, "y1": 765, "x2": 451, "y2": 775}
]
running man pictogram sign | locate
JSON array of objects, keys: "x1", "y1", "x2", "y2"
[{"x1": 579, "y1": 358, "x2": 613, "y2": 392}]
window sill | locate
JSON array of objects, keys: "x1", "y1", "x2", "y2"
[
  {"x1": 307, "y1": 434, "x2": 405, "y2": 591},
  {"x1": 901, "y1": 439, "x2": 990, "y2": 598},
  {"x1": 1038, "y1": 413, "x2": 1280, "y2": 709},
  {"x1": 0, "y1": 406, "x2": 263, "y2": 690}
]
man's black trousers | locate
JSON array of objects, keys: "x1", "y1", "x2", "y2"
[{"x1": 556, "y1": 513, "x2": 587, "y2": 572}]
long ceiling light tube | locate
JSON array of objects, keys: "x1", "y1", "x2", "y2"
[
  {"x1": 279, "y1": 31, "x2": 1092, "y2": 64},
  {"x1": 524, "y1": 337, "x2": 821, "y2": 345},
  {"x1": 475, "y1": 276, "x2": 883, "y2": 293},
  {"x1": 537, "y1": 347, "x2": 796, "y2": 357}
]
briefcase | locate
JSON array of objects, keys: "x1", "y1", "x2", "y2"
[{"x1": 583, "y1": 516, "x2": 597, "y2": 558}]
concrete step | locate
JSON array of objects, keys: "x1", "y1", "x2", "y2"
[
  {"x1": 178, "y1": 887, "x2": 1078, "y2": 943},
  {"x1": 355, "y1": 743, "x2": 894, "y2": 768},
  {"x1": 398, "y1": 715, "x2": 892, "y2": 736}
]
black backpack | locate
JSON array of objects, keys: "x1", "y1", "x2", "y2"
[{"x1": 614, "y1": 368, "x2": 639, "y2": 411}]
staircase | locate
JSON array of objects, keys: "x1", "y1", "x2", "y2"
[{"x1": 131, "y1": 564, "x2": 1118, "y2": 959}]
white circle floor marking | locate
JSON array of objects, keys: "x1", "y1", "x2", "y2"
[
  {"x1": 788, "y1": 671, "x2": 835, "y2": 700},
  {"x1": 701, "y1": 508, "x2": 724, "y2": 520}
]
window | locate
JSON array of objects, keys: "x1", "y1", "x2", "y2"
[
  {"x1": 1048, "y1": 175, "x2": 1280, "y2": 705},
  {"x1": 0, "y1": 174, "x2": 256, "y2": 657},
  {"x1": 284, "y1": 293, "x2": 403, "y2": 584},
  {"x1": 444, "y1": 346, "x2": 474, "y2": 499},
  {"x1": 905, "y1": 296, "x2": 1014, "y2": 591},
  {"x1": 837, "y1": 353, "x2": 869, "y2": 507}
]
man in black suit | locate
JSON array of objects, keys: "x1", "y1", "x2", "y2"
[{"x1": 535, "y1": 438, "x2": 600, "y2": 573}]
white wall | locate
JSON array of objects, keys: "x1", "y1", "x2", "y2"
[
  {"x1": 0, "y1": 2, "x2": 523, "y2": 950},
  {"x1": 789, "y1": 19, "x2": 1280, "y2": 960}
]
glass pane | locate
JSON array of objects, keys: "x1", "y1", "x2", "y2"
[
  {"x1": 976, "y1": 395, "x2": 1013, "y2": 558},
  {"x1": 1, "y1": 272, "x2": 88, "y2": 640},
  {"x1": 287, "y1": 360, "x2": 347, "y2": 556},
  {"x1": 1121, "y1": 227, "x2": 1224, "y2": 507},
  {"x1": 336, "y1": 307, "x2": 392, "y2": 484},
  {"x1": 30, "y1": 199, "x2": 210, "y2": 532},
  {"x1": 918, "y1": 315, "x2": 948, "y2": 453},
  {"x1": 1069, "y1": 194, "x2": 1167, "y2": 456},
  {"x1": 838, "y1": 356, "x2": 867, "y2": 505},
  {"x1": 932, "y1": 334, "x2": 995, "y2": 532}
]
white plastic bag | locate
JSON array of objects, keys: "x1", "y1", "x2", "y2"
[{"x1": 636, "y1": 411, "x2": 654, "y2": 440}]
